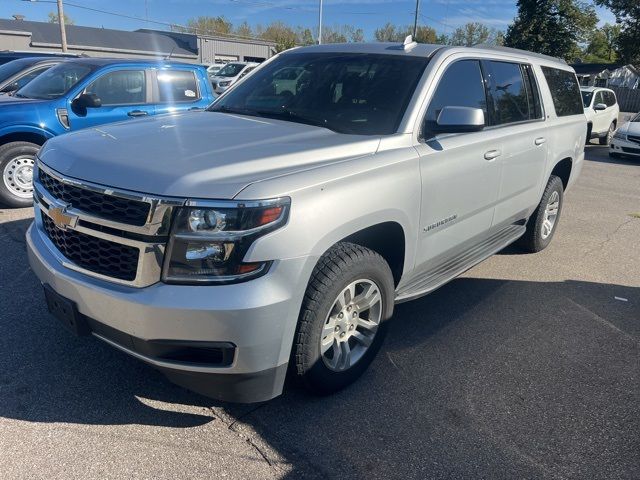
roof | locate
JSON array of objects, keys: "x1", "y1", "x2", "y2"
[
  {"x1": 571, "y1": 63, "x2": 622, "y2": 75},
  {"x1": 0, "y1": 19, "x2": 197, "y2": 58},
  {"x1": 51, "y1": 57, "x2": 201, "y2": 68},
  {"x1": 287, "y1": 42, "x2": 568, "y2": 66}
]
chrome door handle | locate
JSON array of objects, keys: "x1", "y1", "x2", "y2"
[
  {"x1": 484, "y1": 149, "x2": 502, "y2": 160},
  {"x1": 535, "y1": 137, "x2": 547, "y2": 145}
]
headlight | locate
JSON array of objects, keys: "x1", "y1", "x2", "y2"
[
  {"x1": 162, "y1": 198, "x2": 290, "y2": 284},
  {"x1": 219, "y1": 81, "x2": 231, "y2": 87},
  {"x1": 613, "y1": 131, "x2": 626, "y2": 141}
]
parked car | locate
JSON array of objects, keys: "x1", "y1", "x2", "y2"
[
  {"x1": 0, "y1": 50, "x2": 80, "y2": 66},
  {"x1": 581, "y1": 86, "x2": 620, "y2": 145},
  {"x1": 27, "y1": 42, "x2": 585, "y2": 403},
  {"x1": 610, "y1": 112, "x2": 640, "y2": 159},
  {"x1": 0, "y1": 58, "x2": 215, "y2": 207},
  {"x1": 210, "y1": 61, "x2": 258, "y2": 94},
  {"x1": 0, "y1": 57, "x2": 66, "y2": 95},
  {"x1": 206, "y1": 63, "x2": 226, "y2": 77}
]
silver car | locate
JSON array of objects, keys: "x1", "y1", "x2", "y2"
[
  {"x1": 210, "y1": 61, "x2": 258, "y2": 94},
  {"x1": 27, "y1": 41, "x2": 586, "y2": 402}
]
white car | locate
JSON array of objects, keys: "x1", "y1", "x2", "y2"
[
  {"x1": 610, "y1": 112, "x2": 640, "y2": 159},
  {"x1": 210, "y1": 62, "x2": 258, "y2": 94},
  {"x1": 581, "y1": 87, "x2": 620, "y2": 145},
  {"x1": 206, "y1": 63, "x2": 226, "y2": 77}
]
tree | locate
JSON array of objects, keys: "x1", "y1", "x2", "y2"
[
  {"x1": 504, "y1": 0, "x2": 598, "y2": 61},
  {"x1": 594, "y1": 0, "x2": 640, "y2": 64},
  {"x1": 48, "y1": 12, "x2": 74, "y2": 25},
  {"x1": 583, "y1": 23, "x2": 620, "y2": 62},
  {"x1": 374, "y1": 22, "x2": 400, "y2": 42},
  {"x1": 448, "y1": 22, "x2": 494, "y2": 46},
  {"x1": 235, "y1": 21, "x2": 252, "y2": 38},
  {"x1": 321, "y1": 25, "x2": 365, "y2": 43},
  {"x1": 258, "y1": 21, "x2": 297, "y2": 52},
  {"x1": 186, "y1": 16, "x2": 233, "y2": 37},
  {"x1": 296, "y1": 27, "x2": 315, "y2": 46}
]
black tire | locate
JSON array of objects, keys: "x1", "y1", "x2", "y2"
[
  {"x1": 518, "y1": 175, "x2": 564, "y2": 253},
  {"x1": 586, "y1": 124, "x2": 592, "y2": 145},
  {"x1": 599, "y1": 122, "x2": 615, "y2": 146},
  {"x1": 292, "y1": 242, "x2": 395, "y2": 395},
  {"x1": 0, "y1": 141, "x2": 40, "y2": 208}
]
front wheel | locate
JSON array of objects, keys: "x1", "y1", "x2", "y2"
[
  {"x1": 599, "y1": 122, "x2": 615, "y2": 146},
  {"x1": 0, "y1": 141, "x2": 40, "y2": 208},
  {"x1": 517, "y1": 175, "x2": 564, "y2": 253},
  {"x1": 292, "y1": 242, "x2": 395, "y2": 395}
]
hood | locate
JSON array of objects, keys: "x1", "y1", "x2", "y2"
[
  {"x1": 39, "y1": 111, "x2": 380, "y2": 199},
  {"x1": 617, "y1": 120, "x2": 640, "y2": 136}
]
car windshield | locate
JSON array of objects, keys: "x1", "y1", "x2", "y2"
[
  {"x1": 215, "y1": 63, "x2": 245, "y2": 77},
  {"x1": 581, "y1": 90, "x2": 593, "y2": 108},
  {"x1": 15, "y1": 63, "x2": 93, "y2": 99},
  {"x1": 210, "y1": 52, "x2": 429, "y2": 135},
  {"x1": 0, "y1": 58, "x2": 39, "y2": 83}
]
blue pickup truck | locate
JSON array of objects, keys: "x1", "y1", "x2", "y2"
[{"x1": 0, "y1": 58, "x2": 215, "y2": 207}]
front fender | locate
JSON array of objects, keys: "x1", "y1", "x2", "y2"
[{"x1": 0, "y1": 124, "x2": 57, "y2": 142}]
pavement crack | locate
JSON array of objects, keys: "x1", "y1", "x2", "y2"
[{"x1": 584, "y1": 217, "x2": 634, "y2": 256}]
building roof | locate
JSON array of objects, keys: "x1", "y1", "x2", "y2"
[
  {"x1": 0, "y1": 18, "x2": 197, "y2": 58},
  {"x1": 571, "y1": 63, "x2": 622, "y2": 75}
]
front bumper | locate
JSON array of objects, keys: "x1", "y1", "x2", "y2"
[
  {"x1": 27, "y1": 222, "x2": 315, "y2": 403},
  {"x1": 610, "y1": 138, "x2": 640, "y2": 157}
]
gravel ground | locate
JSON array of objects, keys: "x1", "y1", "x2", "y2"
[{"x1": 0, "y1": 144, "x2": 638, "y2": 479}]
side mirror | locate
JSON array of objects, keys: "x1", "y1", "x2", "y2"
[
  {"x1": 73, "y1": 93, "x2": 102, "y2": 109},
  {"x1": 434, "y1": 106, "x2": 485, "y2": 133},
  {"x1": 594, "y1": 103, "x2": 607, "y2": 111},
  {"x1": 0, "y1": 82, "x2": 19, "y2": 94}
]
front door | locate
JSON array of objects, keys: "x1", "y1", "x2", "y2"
[
  {"x1": 413, "y1": 59, "x2": 502, "y2": 274},
  {"x1": 68, "y1": 68, "x2": 154, "y2": 131}
]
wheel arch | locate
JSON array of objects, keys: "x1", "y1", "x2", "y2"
[
  {"x1": 550, "y1": 157, "x2": 572, "y2": 190},
  {"x1": 0, "y1": 129, "x2": 50, "y2": 148}
]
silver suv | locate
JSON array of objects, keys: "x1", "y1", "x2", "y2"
[{"x1": 27, "y1": 42, "x2": 586, "y2": 403}]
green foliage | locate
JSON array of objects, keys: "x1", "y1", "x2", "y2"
[
  {"x1": 235, "y1": 21, "x2": 252, "y2": 38},
  {"x1": 582, "y1": 23, "x2": 620, "y2": 62},
  {"x1": 447, "y1": 22, "x2": 503, "y2": 46},
  {"x1": 186, "y1": 16, "x2": 233, "y2": 36},
  {"x1": 504, "y1": 0, "x2": 598, "y2": 61},
  {"x1": 594, "y1": 0, "x2": 640, "y2": 64},
  {"x1": 48, "y1": 12, "x2": 74, "y2": 25}
]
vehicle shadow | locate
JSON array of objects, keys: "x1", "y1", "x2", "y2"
[
  {"x1": 584, "y1": 144, "x2": 639, "y2": 166},
  {"x1": 1, "y1": 217, "x2": 639, "y2": 478}
]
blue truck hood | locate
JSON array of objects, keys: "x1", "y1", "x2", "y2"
[{"x1": 38, "y1": 111, "x2": 380, "y2": 199}]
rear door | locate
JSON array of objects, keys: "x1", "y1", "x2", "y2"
[
  {"x1": 68, "y1": 68, "x2": 154, "y2": 130},
  {"x1": 484, "y1": 60, "x2": 548, "y2": 226},
  {"x1": 591, "y1": 90, "x2": 608, "y2": 134}
]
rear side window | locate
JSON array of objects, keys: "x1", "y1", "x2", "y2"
[
  {"x1": 157, "y1": 70, "x2": 199, "y2": 103},
  {"x1": 424, "y1": 60, "x2": 487, "y2": 135},
  {"x1": 85, "y1": 70, "x2": 146, "y2": 106},
  {"x1": 485, "y1": 61, "x2": 531, "y2": 125},
  {"x1": 541, "y1": 67, "x2": 583, "y2": 117},
  {"x1": 605, "y1": 91, "x2": 616, "y2": 107}
]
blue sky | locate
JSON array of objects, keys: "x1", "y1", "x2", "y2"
[{"x1": 1, "y1": 0, "x2": 617, "y2": 40}]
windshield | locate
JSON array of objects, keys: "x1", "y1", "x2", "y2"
[
  {"x1": 16, "y1": 63, "x2": 93, "y2": 100},
  {"x1": 210, "y1": 52, "x2": 429, "y2": 135},
  {"x1": 581, "y1": 90, "x2": 593, "y2": 108},
  {"x1": 0, "y1": 58, "x2": 39, "y2": 83},
  {"x1": 215, "y1": 63, "x2": 245, "y2": 77}
]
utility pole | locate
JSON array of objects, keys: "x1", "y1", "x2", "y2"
[
  {"x1": 56, "y1": 0, "x2": 68, "y2": 52},
  {"x1": 318, "y1": 0, "x2": 323, "y2": 44},
  {"x1": 413, "y1": 0, "x2": 420, "y2": 38}
]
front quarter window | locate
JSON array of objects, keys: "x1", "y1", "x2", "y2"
[
  {"x1": 16, "y1": 63, "x2": 93, "y2": 100},
  {"x1": 210, "y1": 52, "x2": 429, "y2": 135},
  {"x1": 581, "y1": 91, "x2": 593, "y2": 108}
]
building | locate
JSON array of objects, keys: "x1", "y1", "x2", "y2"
[
  {"x1": 572, "y1": 63, "x2": 640, "y2": 89},
  {"x1": 0, "y1": 18, "x2": 276, "y2": 64}
]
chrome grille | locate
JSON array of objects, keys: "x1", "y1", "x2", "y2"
[
  {"x1": 34, "y1": 161, "x2": 185, "y2": 287},
  {"x1": 41, "y1": 212, "x2": 139, "y2": 281},
  {"x1": 38, "y1": 168, "x2": 150, "y2": 226}
]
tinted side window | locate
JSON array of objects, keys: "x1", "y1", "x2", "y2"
[
  {"x1": 157, "y1": 70, "x2": 199, "y2": 103},
  {"x1": 16, "y1": 66, "x2": 51, "y2": 89},
  {"x1": 605, "y1": 91, "x2": 616, "y2": 107},
  {"x1": 486, "y1": 61, "x2": 529, "y2": 125},
  {"x1": 594, "y1": 91, "x2": 604, "y2": 106},
  {"x1": 541, "y1": 67, "x2": 583, "y2": 117},
  {"x1": 423, "y1": 60, "x2": 487, "y2": 136},
  {"x1": 522, "y1": 64, "x2": 543, "y2": 119},
  {"x1": 85, "y1": 70, "x2": 146, "y2": 106}
]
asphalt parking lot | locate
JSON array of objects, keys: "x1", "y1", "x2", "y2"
[{"x1": 1, "y1": 144, "x2": 638, "y2": 479}]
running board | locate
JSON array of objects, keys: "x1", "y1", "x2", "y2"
[{"x1": 395, "y1": 224, "x2": 525, "y2": 303}]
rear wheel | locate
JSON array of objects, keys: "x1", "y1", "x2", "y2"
[
  {"x1": 0, "y1": 141, "x2": 39, "y2": 208},
  {"x1": 599, "y1": 122, "x2": 615, "y2": 146},
  {"x1": 517, "y1": 175, "x2": 564, "y2": 253},
  {"x1": 292, "y1": 242, "x2": 395, "y2": 395}
]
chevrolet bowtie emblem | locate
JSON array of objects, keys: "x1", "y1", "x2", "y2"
[{"x1": 48, "y1": 205, "x2": 78, "y2": 231}]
